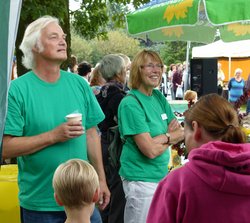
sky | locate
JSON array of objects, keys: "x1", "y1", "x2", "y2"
[
  {"x1": 69, "y1": 0, "x2": 81, "y2": 11},
  {"x1": 69, "y1": 0, "x2": 164, "y2": 12}
]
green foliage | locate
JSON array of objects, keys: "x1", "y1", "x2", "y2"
[
  {"x1": 71, "y1": 30, "x2": 142, "y2": 65},
  {"x1": 71, "y1": 1, "x2": 109, "y2": 40},
  {"x1": 107, "y1": 2, "x2": 130, "y2": 29},
  {"x1": 70, "y1": 0, "x2": 151, "y2": 39},
  {"x1": 159, "y1": 42, "x2": 188, "y2": 66},
  {"x1": 91, "y1": 30, "x2": 142, "y2": 62},
  {"x1": 20, "y1": 0, "x2": 67, "y2": 24},
  {"x1": 71, "y1": 33, "x2": 93, "y2": 64}
]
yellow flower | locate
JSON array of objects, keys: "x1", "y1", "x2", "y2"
[
  {"x1": 227, "y1": 23, "x2": 250, "y2": 36},
  {"x1": 162, "y1": 27, "x2": 184, "y2": 38},
  {"x1": 163, "y1": 0, "x2": 194, "y2": 24},
  {"x1": 241, "y1": 127, "x2": 250, "y2": 135}
]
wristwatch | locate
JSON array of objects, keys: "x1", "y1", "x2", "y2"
[{"x1": 165, "y1": 133, "x2": 171, "y2": 144}]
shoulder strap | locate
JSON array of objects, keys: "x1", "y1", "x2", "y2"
[
  {"x1": 126, "y1": 94, "x2": 148, "y2": 122},
  {"x1": 126, "y1": 93, "x2": 143, "y2": 109}
]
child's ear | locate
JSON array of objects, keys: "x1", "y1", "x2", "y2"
[
  {"x1": 54, "y1": 193, "x2": 64, "y2": 206},
  {"x1": 92, "y1": 188, "x2": 100, "y2": 203}
]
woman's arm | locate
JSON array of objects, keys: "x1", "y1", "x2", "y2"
[{"x1": 133, "y1": 119, "x2": 184, "y2": 159}]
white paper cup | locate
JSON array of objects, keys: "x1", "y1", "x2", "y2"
[{"x1": 66, "y1": 113, "x2": 82, "y2": 122}]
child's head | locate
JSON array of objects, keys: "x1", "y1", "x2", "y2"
[
  {"x1": 184, "y1": 90, "x2": 198, "y2": 102},
  {"x1": 53, "y1": 159, "x2": 99, "y2": 209}
]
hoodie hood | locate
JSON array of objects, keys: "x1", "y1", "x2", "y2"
[{"x1": 187, "y1": 141, "x2": 250, "y2": 195}]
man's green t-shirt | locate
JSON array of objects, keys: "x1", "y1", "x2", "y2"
[
  {"x1": 118, "y1": 89, "x2": 175, "y2": 182},
  {"x1": 4, "y1": 70, "x2": 104, "y2": 211}
]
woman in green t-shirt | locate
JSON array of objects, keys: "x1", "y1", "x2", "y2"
[{"x1": 118, "y1": 49, "x2": 184, "y2": 223}]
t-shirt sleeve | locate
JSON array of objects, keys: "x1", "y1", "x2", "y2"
[
  {"x1": 118, "y1": 98, "x2": 150, "y2": 137},
  {"x1": 4, "y1": 83, "x2": 24, "y2": 136}
]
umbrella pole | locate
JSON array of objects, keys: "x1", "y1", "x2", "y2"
[
  {"x1": 184, "y1": 41, "x2": 191, "y2": 92},
  {"x1": 229, "y1": 57, "x2": 231, "y2": 81}
]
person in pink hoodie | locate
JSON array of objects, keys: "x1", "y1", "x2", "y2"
[{"x1": 147, "y1": 93, "x2": 250, "y2": 223}]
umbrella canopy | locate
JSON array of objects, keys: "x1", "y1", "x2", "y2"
[{"x1": 126, "y1": 0, "x2": 250, "y2": 43}]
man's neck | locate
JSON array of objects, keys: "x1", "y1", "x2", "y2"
[{"x1": 33, "y1": 63, "x2": 61, "y2": 83}]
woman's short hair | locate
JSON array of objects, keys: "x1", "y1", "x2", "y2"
[
  {"x1": 184, "y1": 93, "x2": 246, "y2": 143},
  {"x1": 116, "y1": 53, "x2": 131, "y2": 69},
  {"x1": 52, "y1": 159, "x2": 99, "y2": 209},
  {"x1": 99, "y1": 54, "x2": 125, "y2": 81},
  {"x1": 235, "y1": 68, "x2": 243, "y2": 75},
  {"x1": 129, "y1": 49, "x2": 163, "y2": 89},
  {"x1": 19, "y1": 15, "x2": 59, "y2": 70}
]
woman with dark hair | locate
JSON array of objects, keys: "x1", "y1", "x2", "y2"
[
  {"x1": 77, "y1": 61, "x2": 92, "y2": 83},
  {"x1": 147, "y1": 93, "x2": 250, "y2": 223},
  {"x1": 172, "y1": 63, "x2": 183, "y2": 100}
]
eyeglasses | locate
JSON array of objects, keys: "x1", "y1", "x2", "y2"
[{"x1": 141, "y1": 63, "x2": 163, "y2": 70}]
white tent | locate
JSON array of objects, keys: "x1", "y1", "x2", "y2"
[
  {"x1": 192, "y1": 40, "x2": 250, "y2": 79},
  {"x1": 192, "y1": 40, "x2": 250, "y2": 58}
]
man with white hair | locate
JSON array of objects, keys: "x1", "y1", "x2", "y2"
[{"x1": 2, "y1": 15, "x2": 110, "y2": 223}]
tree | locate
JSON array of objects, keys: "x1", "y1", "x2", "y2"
[
  {"x1": 71, "y1": 0, "x2": 150, "y2": 40},
  {"x1": 90, "y1": 30, "x2": 142, "y2": 63},
  {"x1": 158, "y1": 42, "x2": 187, "y2": 66},
  {"x1": 71, "y1": 30, "x2": 142, "y2": 65},
  {"x1": 71, "y1": 31, "x2": 93, "y2": 64}
]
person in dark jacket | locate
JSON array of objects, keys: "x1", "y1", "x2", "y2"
[
  {"x1": 172, "y1": 63, "x2": 183, "y2": 100},
  {"x1": 96, "y1": 54, "x2": 127, "y2": 223}
]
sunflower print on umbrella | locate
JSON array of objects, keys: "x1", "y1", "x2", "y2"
[
  {"x1": 227, "y1": 23, "x2": 250, "y2": 37},
  {"x1": 162, "y1": 0, "x2": 194, "y2": 38}
]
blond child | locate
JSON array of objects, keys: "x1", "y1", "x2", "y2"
[
  {"x1": 53, "y1": 159, "x2": 100, "y2": 223},
  {"x1": 184, "y1": 90, "x2": 198, "y2": 103}
]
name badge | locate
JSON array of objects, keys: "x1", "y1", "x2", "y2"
[{"x1": 161, "y1": 113, "x2": 168, "y2": 120}]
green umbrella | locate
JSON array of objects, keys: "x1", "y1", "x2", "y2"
[{"x1": 126, "y1": 0, "x2": 250, "y2": 43}]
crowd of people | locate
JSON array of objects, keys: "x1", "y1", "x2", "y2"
[{"x1": 2, "y1": 15, "x2": 250, "y2": 223}]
